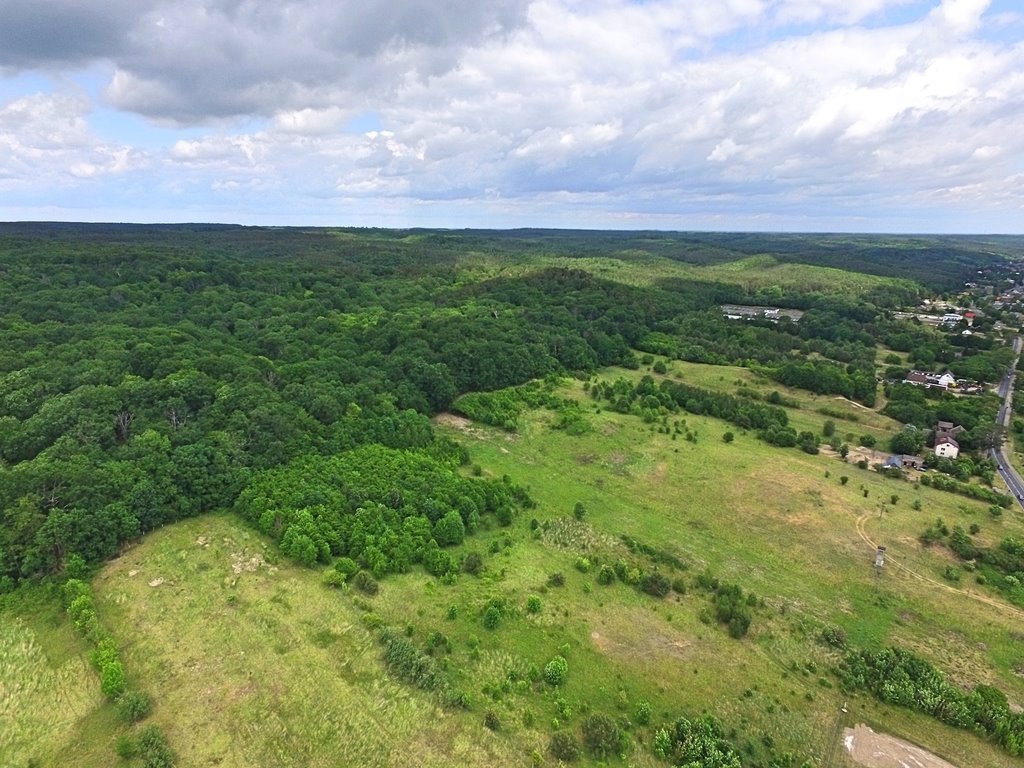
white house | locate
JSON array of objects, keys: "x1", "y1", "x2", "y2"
[
  {"x1": 934, "y1": 435, "x2": 960, "y2": 459},
  {"x1": 903, "y1": 370, "x2": 957, "y2": 390}
]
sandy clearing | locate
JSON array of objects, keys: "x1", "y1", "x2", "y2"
[{"x1": 843, "y1": 723, "x2": 958, "y2": 768}]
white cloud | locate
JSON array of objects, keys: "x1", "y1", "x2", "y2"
[{"x1": 0, "y1": 0, "x2": 1022, "y2": 230}]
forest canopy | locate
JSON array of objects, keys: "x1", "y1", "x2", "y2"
[{"x1": 0, "y1": 224, "x2": 1009, "y2": 587}]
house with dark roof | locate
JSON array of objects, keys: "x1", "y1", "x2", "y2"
[{"x1": 882, "y1": 454, "x2": 924, "y2": 471}]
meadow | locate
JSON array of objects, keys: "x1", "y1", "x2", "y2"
[{"x1": 18, "y1": 382, "x2": 1017, "y2": 767}]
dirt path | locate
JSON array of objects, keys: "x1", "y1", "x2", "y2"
[
  {"x1": 855, "y1": 514, "x2": 1024, "y2": 621},
  {"x1": 844, "y1": 723, "x2": 958, "y2": 768}
]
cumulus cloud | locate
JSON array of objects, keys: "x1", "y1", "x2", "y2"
[
  {"x1": 0, "y1": 91, "x2": 145, "y2": 185},
  {"x1": 0, "y1": 0, "x2": 1022, "y2": 229},
  {"x1": 0, "y1": 0, "x2": 530, "y2": 121}
]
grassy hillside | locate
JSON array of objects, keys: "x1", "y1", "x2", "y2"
[
  {"x1": 90, "y1": 514, "x2": 524, "y2": 768},
  {"x1": 0, "y1": 591, "x2": 116, "y2": 767},
  {"x1": 47, "y1": 393, "x2": 1023, "y2": 768}
]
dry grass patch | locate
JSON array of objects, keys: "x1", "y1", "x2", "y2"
[{"x1": 94, "y1": 514, "x2": 524, "y2": 768}]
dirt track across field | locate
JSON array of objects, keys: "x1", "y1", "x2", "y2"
[{"x1": 843, "y1": 724, "x2": 958, "y2": 768}]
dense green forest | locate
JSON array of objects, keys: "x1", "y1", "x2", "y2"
[{"x1": 0, "y1": 224, "x2": 1011, "y2": 587}]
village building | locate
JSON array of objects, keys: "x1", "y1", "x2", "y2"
[
  {"x1": 934, "y1": 435, "x2": 960, "y2": 459},
  {"x1": 903, "y1": 370, "x2": 956, "y2": 389},
  {"x1": 882, "y1": 455, "x2": 925, "y2": 471}
]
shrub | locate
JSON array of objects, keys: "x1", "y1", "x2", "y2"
[
  {"x1": 115, "y1": 734, "x2": 139, "y2": 759},
  {"x1": 548, "y1": 572, "x2": 565, "y2": 587},
  {"x1": 641, "y1": 571, "x2": 671, "y2": 598},
  {"x1": 573, "y1": 502, "x2": 587, "y2": 520},
  {"x1": 136, "y1": 725, "x2": 175, "y2": 768},
  {"x1": 574, "y1": 557, "x2": 591, "y2": 573},
  {"x1": 434, "y1": 510, "x2": 466, "y2": 546},
  {"x1": 544, "y1": 655, "x2": 569, "y2": 686},
  {"x1": 820, "y1": 626, "x2": 847, "y2": 648},
  {"x1": 484, "y1": 710, "x2": 500, "y2": 731},
  {"x1": 321, "y1": 569, "x2": 347, "y2": 588},
  {"x1": 380, "y1": 628, "x2": 440, "y2": 691},
  {"x1": 636, "y1": 700, "x2": 652, "y2": 726},
  {"x1": 549, "y1": 731, "x2": 580, "y2": 762},
  {"x1": 722, "y1": 431, "x2": 735, "y2": 443},
  {"x1": 483, "y1": 605, "x2": 502, "y2": 630},
  {"x1": 582, "y1": 713, "x2": 621, "y2": 758},
  {"x1": 597, "y1": 565, "x2": 616, "y2": 585},
  {"x1": 462, "y1": 552, "x2": 483, "y2": 575},
  {"x1": 526, "y1": 595, "x2": 542, "y2": 614},
  {"x1": 653, "y1": 728, "x2": 672, "y2": 758},
  {"x1": 334, "y1": 557, "x2": 359, "y2": 579},
  {"x1": 352, "y1": 570, "x2": 379, "y2": 595},
  {"x1": 117, "y1": 691, "x2": 153, "y2": 723}
]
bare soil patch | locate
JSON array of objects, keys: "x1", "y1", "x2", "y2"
[
  {"x1": 433, "y1": 412, "x2": 472, "y2": 430},
  {"x1": 843, "y1": 724, "x2": 958, "y2": 768}
]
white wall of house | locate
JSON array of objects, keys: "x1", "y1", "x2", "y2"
[{"x1": 935, "y1": 442, "x2": 959, "y2": 459}]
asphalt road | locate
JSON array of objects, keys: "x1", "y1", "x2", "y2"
[{"x1": 992, "y1": 336, "x2": 1024, "y2": 506}]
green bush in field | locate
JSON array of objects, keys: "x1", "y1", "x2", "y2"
[
  {"x1": 549, "y1": 731, "x2": 580, "y2": 762},
  {"x1": 137, "y1": 725, "x2": 176, "y2": 768},
  {"x1": 636, "y1": 700, "x2": 652, "y2": 725},
  {"x1": 544, "y1": 655, "x2": 568, "y2": 686},
  {"x1": 582, "y1": 713, "x2": 621, "y2": 758},
  {"x1": 483, "y1": 604, "x2": 502, "y2": 629},
  {"x1": 117, "y1": 691, "x2": 153, "y2": 723}
]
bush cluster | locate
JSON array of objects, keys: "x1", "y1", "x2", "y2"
[{"x1": 841, "y1": 646, "x2": 1024, "y2": 756}]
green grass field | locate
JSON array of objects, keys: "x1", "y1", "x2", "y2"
[
  {"x1": 0, "y1": 590, "x2": 116, "y2": 768},
  {"x1": 8, "y1": 377, "x2": 1024, "y2": 767}
]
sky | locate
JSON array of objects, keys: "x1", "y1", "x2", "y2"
[{"x1": 0, "y1": 0, "x2": 1022, "y2": 232}]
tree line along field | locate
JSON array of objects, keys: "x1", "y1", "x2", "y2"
[{"x1": 2, "y1": 224, "x2": 1024, "y2": 767}]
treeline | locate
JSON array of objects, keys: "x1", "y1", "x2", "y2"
[
  {"x1": 841, "y1": 646, "x2": 1024, "y2": 756},
  {"x1": 659, "y1": 231, "x2": 1004, "y2": 293},
  {"x1": 919, "y1": 473, "x2": 1012, "y2": 508},
  {"x1": 637, "y1": 304, "x2": 880, "y2": 378},
  {"x1": 587, "y1": 375, "x2": 797, "y2": 446},
  {"x1": 450, "y1": 379, "x2": 569, "y2": 431},
  {"x1": 763, "y1": 359, "x2": 876, "y2": 405}
]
